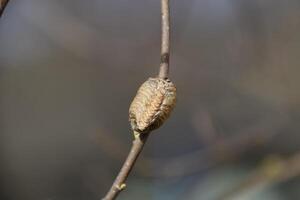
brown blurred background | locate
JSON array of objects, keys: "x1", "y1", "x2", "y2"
[{"x1": 1, "y1": 0, "x2": 300, "y2": 199}]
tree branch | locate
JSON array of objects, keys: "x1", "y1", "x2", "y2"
[
  {"x1": 0, "y1": 0, "x2": 10, "y2": 18},
  {"x1": 102, "y1": 0, "x2": 171, "y2": 199},
  {"x1": 158, "y1": 0, "x2": 170, "y2": 79},
  {"x1": 102, "y1": 133, "x2": 150, "y2": 200}
]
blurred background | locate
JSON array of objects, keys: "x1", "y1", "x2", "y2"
[{"x1": 1, "y1": 0, "x2": 300, "y2": 199}]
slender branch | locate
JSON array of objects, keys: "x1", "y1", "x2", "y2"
[
  {"x1": 0, "y1": 0, "x2": 10, "y2": 18},
  {"x1": 158, "y1": 0, "x2": 170, "y2": 79},
  {"x1": 102, "y1": 133, "x2": 150, "y2": 200},
  {"x1": 103, "y1": 1, "x2": 171, "y2": 199}
]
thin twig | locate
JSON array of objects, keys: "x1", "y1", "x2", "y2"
[
  {"x1": 0, "y1": 0, "x2": 10, "y2": 18},
  {"x1": 102, "y1": 1, "x2": 171, "y2": 199},
  {"x1": 158, "y1": 0, "x2": 170, "y2": 79},
  {"x1": 102, "y1": 133, "x2": 150, "y2": 200}
]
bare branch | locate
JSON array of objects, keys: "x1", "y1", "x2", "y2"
[
  {"x1": 0, "y1": 0, "x2": 10, "y2": 18},
  {"x1": 102, "y1": 133, "x2": 150, "y2": 200},
  {"x1": 102, "y1": 1, "x2": 172, "y2": 199},
  {"x1": 158, "y1": 0, "x2": 170, "y2": 79}
]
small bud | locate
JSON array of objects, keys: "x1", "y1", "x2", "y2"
[{"x1": 129, "y1": 77, "x2": 176, "y2": 135}]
